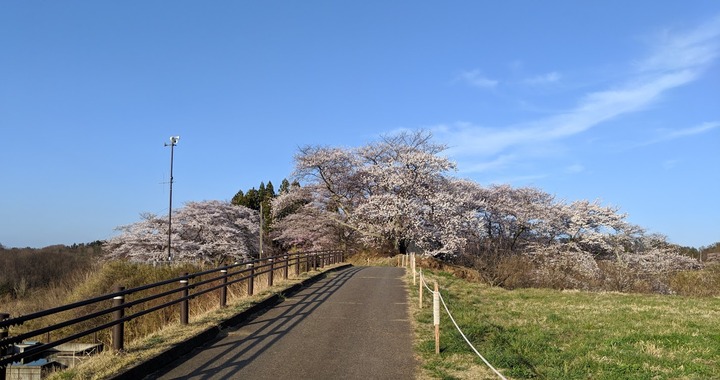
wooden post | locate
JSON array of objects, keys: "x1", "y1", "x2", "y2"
[
  {"x1": 247, "y1": 264, "x2": 255, "y2": 296},
  {"x1": 267, "y1": 259, "x2": 274, "y2": 287},
  {"x1": 412, "y1": 253, "x2": 416, "y2": 285},
  {"x1": 220, "y1": 269, "x2": 228, "y2": 308},
  {"x1": 434, "y1": 281, "x2": 440, "y2": 355},
  {"x1": 180, "y1": 273, "x2": 189, "y2": 325},
  {"x1": 0, "y1": 312, "x2": 8, "y2": 380},
  {"x1": 1, "y1": 313, "x2": 10, "y2": 354},
  {"x1": 283, "y1": 255, "x2": 289, "y2": 280},
  {"x1": 295, "y1": 253, "x2": 300, "y2": 276},
  {"x1": 419, "y1": 270, "x2": 423, "y2": 309},
  {"x1": 112, "y1": 286, "x2": 125, "y2": 351}
]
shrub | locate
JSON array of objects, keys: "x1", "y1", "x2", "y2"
[
  {"x1": 526, "y1": 244, "x2": 601, "y2": 290},
  {"x1": 596, "y1": 260, "x2": 654, "y2": 293},
  {"x1": 670, "y1": 264, "x2": 720, "y2": 297}
]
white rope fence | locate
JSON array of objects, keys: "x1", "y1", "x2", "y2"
[{"x1": 403, "y1": 253, "x2": 507, "y2": 380}]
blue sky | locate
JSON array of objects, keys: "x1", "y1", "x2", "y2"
[{"x1": 1, "y1": 2, "x2": 718, "y2": 248}]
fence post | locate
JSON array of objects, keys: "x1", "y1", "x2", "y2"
[
  {"x1": 419, "y1": 270, "x2": 423, "y2": 309},
  {"x1": 283, "y1": 255, "x2": 289, "y2": 280},
  {"x1": 247, "y1": 264, "x2": 255, "y2": 296},
  {"x1": 295, "y1": 253, "x2": 300, "y2": 276},
  {"x1": 112, "y1": 286, "x2": 125, "y2": 352},
  {"x1": 220, "y1": 269, "x2": 228, "y2": 308},
  {"x1": 0, "y1": 312, "x2": 8, "y2": 380},
  {"x1": 180, "y1": 273, "x2": 189, "y2": 325},
  {"x1": 1, "y1": 312, "x2": 9, "y2": 352},
  {"x1": 267, "y1": 259, "x2": 274, "y2": 287},
  {"x1": 412, "y1": 253, "x2": 416, "y2": 285},
  {"x1": 434, "y1": 281, "x2": 440, "y2": 355}
]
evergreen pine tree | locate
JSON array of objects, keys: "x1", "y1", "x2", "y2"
[
  {"x1": 265, "y1": 181, "x2": 275, "y2": 199},
  {"x1": 258, "y1": 182, "x2": 266, "y2": 204},
  {"x1": 244, "y1": 188, "x2": 260, "y2": 210},
  {"x1": 231, "y1": 189, "x2": 245, "y2": 206},
  {"x1": 279, "y1": 179, "x2": 290, "y2": 194}
]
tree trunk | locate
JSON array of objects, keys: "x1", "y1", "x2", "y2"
[{"x1": 397, "y1": 239, "x2": 408, "y2": 255}]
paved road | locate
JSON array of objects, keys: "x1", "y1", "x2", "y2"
[{"x1": 149, "y1": 266, "x2": 416, "y2": 380}]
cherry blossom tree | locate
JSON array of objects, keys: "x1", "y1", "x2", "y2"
[
  {"x1": 105, "y1": 200, "x2": 260, "y2": 265},
  {"x1": 270, "y1": 184, "x2": 350, "y2": 250},
  {"x1": 271, "y1": 130, "x2": 700, "y2": 291},
  {"x1": 281, "y1": 130, "x2": 477, "y2": 255},
  {"x1": 477, "y1": 185, "x2": 561, "y2": 253}
]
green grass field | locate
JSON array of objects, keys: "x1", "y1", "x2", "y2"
[{"x1": 410, "y1": 269, "x2": 720, "y2": 379}]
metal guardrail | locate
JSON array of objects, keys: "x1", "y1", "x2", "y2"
[{"x1": 0, "y1": 250, "x2": 344, "y2": 372}]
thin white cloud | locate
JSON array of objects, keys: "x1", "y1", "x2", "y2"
[
  {"x1": 566, "y1": 164, "x2": 585, "y2": 174},
  {"x1": 460, "y1": 154, "x2": 517, "y2": 173},
  {"x1": 457, "y1": 69, "x2": 499, "y2": 88},
  {"x1": 485, "y1": 174, "x2": 548, "y2": 186},
  {"x1": 662, "y1": 121, "x2": 720, "y2": 139},
  {"x1": 663, "y1": 159, "x2": 680, "y2": 170},
  {"x1": 636, "y1": 15, "x2": 720, "y2": 73},
  {"x1": 434, "y1": 15, "x2": 720, "y2": 174},
  {"x1": 639, "y1": 121, "x2": 720, "y2": 146},
  {"x1": 524, "y1": 71, "x2": 561, "y2": 85}
]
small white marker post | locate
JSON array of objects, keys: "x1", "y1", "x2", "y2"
[
  {"x1": 433, "y1": 280, "x2": 440, "y2": 355},
  {"x1": 418, "y1": 269, "x2": 423, "y2": 309},
  {"x1": 412, "y1": 253, "x2": 416, "y2": 285}
]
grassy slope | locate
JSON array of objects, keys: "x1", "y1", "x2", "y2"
[{"x1": 410, "y1": 269, "x2": 720, "y2": 380}]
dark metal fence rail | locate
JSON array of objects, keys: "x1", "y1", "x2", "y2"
[{"x1": 0, "y1": 250, "x2": 343, "y2": 370}]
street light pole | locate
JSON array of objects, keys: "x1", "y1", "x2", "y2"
[{"x1": 165, "y1": 136, "x2": 180, "y2": 261}]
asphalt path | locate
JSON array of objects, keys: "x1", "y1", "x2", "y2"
[{"x1": 149, "y1": 266, "x2": 416, "y2": 379}]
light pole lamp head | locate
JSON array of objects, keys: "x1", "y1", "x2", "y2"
[{"x1": 169, "y1": 136, "x2": 180, "y2": 145}]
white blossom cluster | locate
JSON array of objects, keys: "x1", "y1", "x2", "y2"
[
  {"x1": 527, "y1": 243, "x2": 602, "y2": 289},
  {"x1": 274, "y1": 131, "x2": 478, "y2": 254},
  {"x1": 273, "y1": 130, "x2": 699, "y2": 277},
  {"x1": 105, "y1": 200, "x2": 260, "y2": 264}
]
